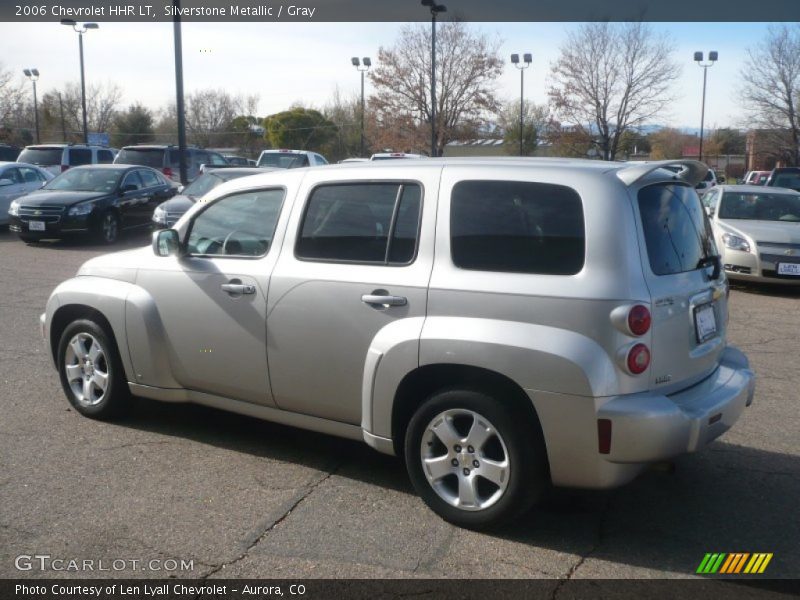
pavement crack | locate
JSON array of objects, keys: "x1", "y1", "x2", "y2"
[
  {"x1": 196, "y1": 461, "x2": 342, "y2": 586},
  {"x1": 551, "y1": 495, "x2": 612, "y2": 598}
]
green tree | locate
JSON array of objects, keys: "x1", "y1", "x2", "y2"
[
  {"x1": 111, "y1": 103, "x2": 154, "y2": 147},
  {"x1": 262, "y1": 107, "x2": 337, "y2": 151},
  {"x1": 499, "y1": 100, "x2": 549, "y2": 156}
]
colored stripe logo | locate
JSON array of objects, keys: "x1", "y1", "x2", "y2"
[{"x1": 697, "y1": 553, "x2": 773, "y2": 574}]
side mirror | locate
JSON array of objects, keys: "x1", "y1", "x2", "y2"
[
  {"x1": 152, "y1": 229, "x2": 183, "y2": 257},
  {"x1": 0, "y1": 178, "x2": 14, "y2": 187},
  {"x1": 705, "y1": 206, "x2": 714, "y2": 217},
  {"x1": 120, "y1": 184, "x2": 137, "y2": 194}
]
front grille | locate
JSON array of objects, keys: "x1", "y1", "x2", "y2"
[
  {"x1": 724, "y1": 264, "x2": 751, "y2": 274},
  {"x1": 756, "y1": 241, "x2": 800, "y2": 250},
  {"x1": 759, "y1": 253, "x2": 800, "y2": 264},
  {"x1": 18, "y1": 205, "x2": 64, "y2": 223}
]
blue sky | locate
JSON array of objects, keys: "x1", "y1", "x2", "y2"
[{"x1": 0, "y1": 21, "x2": 778, "y2": 130}]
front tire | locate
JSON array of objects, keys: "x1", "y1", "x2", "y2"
[
  {"x1": 57, "y1": 319, "x2": 130, "y2": 420},
  {"x1": 405, "y1": 389, "x2": 547, "y2": 529}
]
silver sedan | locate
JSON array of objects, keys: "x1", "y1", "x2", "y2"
[
  {"x1": 703, "y1": 184, "x2": 800, "y2": 284},
  {"x1": 0, "y1": 162, "x2": 53, "y2": 225}
]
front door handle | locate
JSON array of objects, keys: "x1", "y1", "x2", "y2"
[
  {"x1": 361, "y1": 293, "x2": 407, "y2": 307},
  {"x1": 221, "y1": 283, "x2": 256, "y2": 295}
]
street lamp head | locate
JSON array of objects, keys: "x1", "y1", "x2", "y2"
[
  {"x1": 421, "y1": 0, "x2": 434, "y2": 6},
  {"x1": 693, "y1": 51, "x2": 703, "y2": 62},
  {"x1": 510, "y1": 53, "x2": 519, "y2": 64},
  {"x1": 60, "y1": 18, "x2": 76, "y2": 26},
  {"x1": 351, "y1": 57, "x2": 360, "y2": 67},
  {"x1": 84, "y1": 23, "x2": 99, "y2": 29},
  {"x1": 433, "y1": 3, "x2": 447, "y2": 12},
  {"x1": 23, "y1": 68, "x2": 31, "y2": 77},
  {"x1": 31, "y1": 68, "x2": 39, "y2": 77},
  {"x1": 709, "y1": 51, "x2": 718, "y2": 62},
  {"x1": 523, "y1": 53, "x2": 532, "y2": 64},
  {"x1": 363, "y1": 57, "x2": 371, "y2": 68}
]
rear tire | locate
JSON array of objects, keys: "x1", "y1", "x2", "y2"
[
  {"x1": 57, "y1": 319, "x2": 130, "y2": 420},
  {"x1": 96, "y1": 211, "x2": 119, "y2": 244},
  {"x1": 404, "y1": 388, "x2": 547, "y2": 529}
]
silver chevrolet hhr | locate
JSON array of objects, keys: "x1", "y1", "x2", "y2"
[{"x1": 41, "y1": 158, "x2": 756, "y2": 528}]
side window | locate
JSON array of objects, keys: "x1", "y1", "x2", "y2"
[
  {"x1": 186, "y1": 189, "x2": 285, "y2": 257},
  {"x1": 2, "y1": 168, "x2": 22, "y2": 184},
  {"x1": 314, "y1": 154, "x2": 328, "y2": 165},
  {"x1": 703, "y1": 189, "x2": 719, "y2": 210},
  {"x1": 18, "y1": 166, "x2": 44, "y2": 183},
  {"x1": 209, "y1": 153, "x2": 227, "y2": 166},
  {"x1": 138, "y1": 169, "x2": 160, "y2": 188},
  {"x1": 69, "y1": 148, "x2": 92, "y2": 166},
  {"x1": 296, "y1": 182, "x2": 422, "y2": 264},
  {"x1": 121, "y1": 171, "x2": 144, "y2": 191},
  {"x1": 450, "y1": 180, "x2": 585, "y2": 275},
  {"x1": 97, "y1": 150, "x2": 114, "y2": 164}
]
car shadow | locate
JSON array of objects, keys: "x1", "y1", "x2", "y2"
[
  {"x1": 5, "y1": 228, "x2": 152, "y2": 251},
  {"x1": 729, "y1": 280, "x2": 800, "y2": 299},
  {"x1": 118, "y1": 397, "x2": 799, "y2": 578}
]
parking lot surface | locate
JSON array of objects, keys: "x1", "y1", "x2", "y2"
[{"x1": 1, "y1": 228, "x2": 798, "y2": 580}]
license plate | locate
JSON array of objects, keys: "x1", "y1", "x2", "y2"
[
  {"x1": 28, "y1": 220, "x2": 45, "y2": 231},
  {"x1": 694, "y1": 303, "x2": 717, "y2": 343},
  {"x1": 777, "y1": 262, "x2": 800, "y2": 276}
]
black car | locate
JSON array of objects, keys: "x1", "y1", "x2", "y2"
[
  {"x1": 152, "y1": 167, "x2": 270, "y2": 228},
  {"x1": 766, "y1": 167, "x2": 800, "y2": 192},
  {"x1": 9, "y1": 164, "x2": 176, "y2": 244}
]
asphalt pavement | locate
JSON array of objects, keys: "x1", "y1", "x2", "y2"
[{"x1": 0, "y1": 227, "x2": 798, "y2": 583}]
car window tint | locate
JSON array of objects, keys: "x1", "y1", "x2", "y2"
[
  {"x1": 97, "y1": 150, "x2": 114, "y2": 164},
  {"x1": 18, "y1": 167, "x2": 43, "y2": 183},
  {"x1": 209, "y1": 153, "x2": 227, "y2": 165},
  {"x1": 186, "y1": 189, "x2": 285, "y2": 257},
  {"x1": 3, "y1": 167, "x2": 22, "y2": 184},
  {"x1": 118, "y1": 148, "x2": 165, "y2": 168},
  {"x1": 638, "y1": 183, "x2": 715, "y2": 276},
  {"x1": 121, "y1": 171, "x2": 144, "y2": 191},
  {"x1": 69, "y1": 148, "x2": 92, "y2": 166},
  {"x1": 451, "y1": 180, "x2": 585, "y2": 275},
  {"x1": 138, "y1": 169, "x2": 160, "y2": 188},
  {"x1": 296, "y1": 183, "x2": 422, "y2": 264}
]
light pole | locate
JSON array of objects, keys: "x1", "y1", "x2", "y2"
[
  {"x1": 421, "y1": 0, "x2": 446, "y2": 157},
  {"x1": 61, "y1": 19, "x2": 99, "y2": 144},
  {"x1": 694, "y1": 51, "x2": 718, "y2": 163},
  {"x1": 22, "y1": 69, "x2": 40, "y2": 144},
  {"x1": 510, "y1": 53, "x2": 532, "y2": 156},
  {"x1": 351, "y1": 57, "x2": 371, "y2": 157}
]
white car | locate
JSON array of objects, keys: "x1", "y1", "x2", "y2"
[
  {"x1": 256, "y1": 149, "x2": 328, "y2": 169},
  {"x1": 370, "y1": 152, "x2": 426, "y2": 160},
  {"x1": 703, "y1": 184, "x2": 800, "y2": 283},
  {"x1": 0, "y1": 162, "x2": 53, "y2": 225}
]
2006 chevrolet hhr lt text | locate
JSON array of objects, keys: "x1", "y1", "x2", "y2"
[{"x1": 41, "y1": 158, "x2": 756, "y2": 528}]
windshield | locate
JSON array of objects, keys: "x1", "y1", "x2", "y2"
[
  {"x1": 116, "y1": 148, "x2": 165, "y2": 168},
  {"x1": 257, "y1": 153, "x2": 308, "y2": 168},
  {"x1": 182, "y1": 172, "x2": 227, "y2": 198},
  {"x1": 719, "y1": 192, "x2": 800, "y2": 222},
  {"x1": 771, "y1": 172, "x2": 800, "y2": 191},
  {"x1": 638, "y1": 183, "x2": 716, "y2": 276},
  {"x1": 45, "y1": 168, "x2": 121, "y2": 193},
  {"x1": 18, "y1": 147, "x2": 62, "y2": 165}
]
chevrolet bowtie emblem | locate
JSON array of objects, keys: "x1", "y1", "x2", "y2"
[
  {"x1": 34, "y1": 210, "x2": 42, "y2": 215},
  {"x1": 786, "y1": 249, "x2": 796, "y2": 256}
]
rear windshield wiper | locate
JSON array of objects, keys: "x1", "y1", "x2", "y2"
[{"x1": 696, "y1": 255, "x2": 721, "y2": 280}]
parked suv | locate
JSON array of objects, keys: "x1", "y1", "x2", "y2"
[
  {"x1": 114, "y1": 145, "x2": 228, "y2": 183},
  {"x1": 18, "y1": 144, "x2": 117, "y2": 176},
  {"x1": 40, "y1": 158, "x2": 755, "y2": 528}
]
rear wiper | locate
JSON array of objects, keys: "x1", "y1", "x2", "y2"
[{"x1": 697, "y1": 255, "x2": 721, "y2": 280}]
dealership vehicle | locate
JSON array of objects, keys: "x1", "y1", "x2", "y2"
[
  {"x1": 256, "y1": 149, "x2": 328, "y2": 168},
  {"x1": 0, "y1": 144, "x2": 21, "y2": 161},
  {"x1": 695, "y1": 168, "x2": 720, "y2": 194},
  {"x1": 41, "y1": 158, "x2": 755, "y2": 528},
  {"x1": 152, "y1": 167, "x2": 270, "y2": 228},
  {"x1": 115, "y1": 145, "x2": 228, "y2": 183},
  {"x1": 765, "y1": 167, "x2": 800, "y2": 192},
  {"x1": 742, "y1": 170, "x2": 770, "y2": 186},
  {"x1": 10, "y1": 164, "x2": 175, "y2": 244},
  {"x1": 17, "y1": 144, "x2": 117, "y2": 176},
  {"x1": 0, "y1": 162, "x2": 53, "y2": 225},
  {"x1": 223, "y1": 155, "x2": 256, "y2": 167},
  {"x1": 702, "y1": 184, "x2": 800, "y2": 283}
]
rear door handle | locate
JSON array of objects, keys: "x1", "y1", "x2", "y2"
[
  {"x1": 361, "y1": 293, "x2": 407, "y2": 307},
  {"x1": 221, "y1": 283, "x2": 256, "y2": 295}
]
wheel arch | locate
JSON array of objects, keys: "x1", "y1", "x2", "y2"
[{"x1": 50, "y1": 304, "x2": 125, "y2": 373}]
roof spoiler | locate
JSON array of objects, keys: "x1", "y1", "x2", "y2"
[{"x1": 616, "y1": 160, "x2": 707, "y2": 187}]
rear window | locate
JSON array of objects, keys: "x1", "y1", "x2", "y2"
[
  {"x1": 116, "y1": 148, "x2": 165, "y2": 168},
  {"x1": 258, "y1": 153, "x2": 309, "y2": 169},
  {"x1": 450, "y1": 180, "x2": 585, "y2": 275},
  {"x1": 638, "y1": 183, "x2": 716, "y2": 276},
  {"x1": 18, "y1": 147, "x2": 62, "y2": 166},
  {"x1": 68, "y1": 148, "x2": 92, "y2": 166},
  {"x1": 771, "y1": 173, "x2": 800, "y2": 190}
]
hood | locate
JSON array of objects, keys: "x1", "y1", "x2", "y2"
[
  {"x1": 157, "y1": 193, "x2": 195, "y2": 213},
  {"x1": 719, "y1": 218, "x2": 800, "y2": 245},
  {"x1": 77, "y1": 247, "x2": 153, "y2": 283},
  {"x1": 20, "y1": 190, "x2": 108, "y2": 207}
]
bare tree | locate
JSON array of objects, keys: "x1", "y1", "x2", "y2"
[
  {"x1": 184, "y1": 89, "x2": 258, "y2": 147},
  {"x1": 369, "y1": 21, "x2": 503, "y2": 156},
  {"x1": 0, "y1": 62, "x2": 27, "y2": 143},
  {"x1": 498, "y1": 99, "x2": 550, "y2": 156},
  {"x1": 548, "y1": 22, "x2": 679, "y2": 161},
  {"x1": 38, "y1": 82, "x2": 122, "y2": 141},
  {"x1": 742, "y1": 25, "x2": 800, "y2": 166}
]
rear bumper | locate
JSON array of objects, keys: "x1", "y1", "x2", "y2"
[{"x1": 598, "y1": 345, "x2": 755, "y2": 465}]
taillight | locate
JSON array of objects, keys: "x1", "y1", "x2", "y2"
[
  {"x1": 163, "y1": 167, "x2": 173, "y2": 179},
  {"x1": 626, "y1": 343, "x2": 651, "y2": 375},
  {"x1": 627, "y1": 305, "x2": 651, "y2": 336}
]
